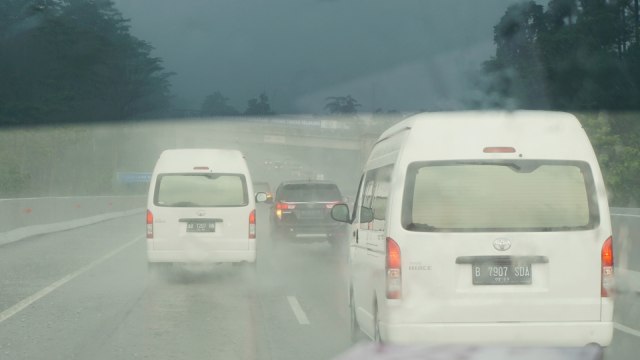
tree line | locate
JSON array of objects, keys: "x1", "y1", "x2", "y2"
[
  {"x1": 0, "y1": 0, "x2": 173, "y2": 126},
  {"x1": 200, "y1": 92, "x2": 363, "y2": 116},
  {"x1": 482, "y1": 0, "x2": 640, "y2": 205}
]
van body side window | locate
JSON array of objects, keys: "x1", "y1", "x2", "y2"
[
  {"x1": 371, "y1": 165, "x2": 393, "y2": 231},
  {"x1": 359, "y1": 173, "x2": 376, "y2": 229},
  {"x1": 351, "y1": 174, "x2": 365, "y2": 223}
]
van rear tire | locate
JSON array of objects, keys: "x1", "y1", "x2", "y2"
[{"x1": 350, "y1": 289, "x2": 367, "y2": 343}]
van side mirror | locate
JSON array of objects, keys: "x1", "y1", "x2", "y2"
[
  {"x1": 255, "y1": 192, "x2": 268, "y2": 203},
  {"x1": 360, "y1": 206, "x2": 374, "y2": 223},
  {"x1": 331, "y1": 203, "x2": 351, "y2": 223}
]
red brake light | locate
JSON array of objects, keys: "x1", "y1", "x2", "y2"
[
  {"x1": 483, "y1": 146, "x2": 516, "y2": 153},
  {"x1": 601, "y1": 236, "x2": 614, "y2": 297},
  {"x1": 386, "y1": 237, "x2": 402, "y2": 299},
  {"x1": 276, "y1": 202, "x2": 295, "y2": 210},
  {"x1": 249, "y1": 209, "x2": 256, "y2": 239},
  {"x1": 325, "y1": 201, "x2": 339, "y2": 209},
  {"x1": 146, "y1": 210, "x2": 154, "y2": 239},
  {"x1": 602, "y1": 236, "x2": 613, "y2": 266},
  {"x1": 387, "y1": 238, "x2": 401, "y2": 269}
]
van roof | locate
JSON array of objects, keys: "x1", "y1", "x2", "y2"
[
  {"x1": 379, "y1": 111, "x2": 597, "y2": 162},
  {"x1": 154, "y1": 148, "x2": 248, "y2": 173}
]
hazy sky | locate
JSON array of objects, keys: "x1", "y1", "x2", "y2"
[{"x1": 113, "y1": 0, "x2": 520, "y2": 113}]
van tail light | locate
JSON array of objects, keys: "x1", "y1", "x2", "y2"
[
  {"x1": 146, "y1": 210, "x2": 154, "y2": 239},
  {"x1": 386, "y1": 237, "x2": 402, "y2": 299},
  {"x1": 276, "y1": 202, "x2": 296, "y2": 210},
  {"x1": 601, "y1": 236, "x2": 614, "y2": 297},
  {"x1": 249, "y1": 209, "x2": 256, "y2": 239}
]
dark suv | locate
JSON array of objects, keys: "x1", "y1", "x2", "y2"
[{"x1": 271, "y1": 180, "x2": 346, "y2": 245}]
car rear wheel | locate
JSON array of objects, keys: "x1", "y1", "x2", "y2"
[{"x1": 373, "y1": 301, "x2": 383, "y2": 344}]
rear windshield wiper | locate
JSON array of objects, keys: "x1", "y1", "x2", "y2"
[
  {"x1": 169, "y1": 201, "x2": 199, "y2": 207},
  {"x1": 406, "y1": 222, "x2": 437, "y2": 231}
]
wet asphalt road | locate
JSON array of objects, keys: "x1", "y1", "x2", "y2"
[{"x1": 0, "y1": 207, "x2": 639, "y2": 360}]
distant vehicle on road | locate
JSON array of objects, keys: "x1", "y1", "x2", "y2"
[
  {"x1": 332, "y1": 111, "x2": 614, "y2": 346},
  {"x1": 146, "y1": 149, "x2": 267, "y2": 270},
  {"x1": 271, "y1": 180, "x2": 347, "y2": 247}
]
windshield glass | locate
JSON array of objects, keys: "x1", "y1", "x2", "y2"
[
  {"x1": 278, "y1": 183, "x2": 342, "y2": 202},
  {"x1": 1, "y1": 0, "x2": 639, "y2": 359},
  {"x1": 403, "y1": 161, "x2": 597, "y2": 232},
  {"x1": 155, "y1": 174, "x2": 248, "y2": 207}
]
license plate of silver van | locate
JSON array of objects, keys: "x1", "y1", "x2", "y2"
[
  {"x1": 472, "y1": 263, "x2": 532, "y2": 285},
  {"x1": 186, "y1": 221, "x2": 216, "y2": 233}
]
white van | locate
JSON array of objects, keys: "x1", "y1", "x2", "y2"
[
  {"x1": 147, "y1": 149, "x2": 265, "y2": 266},
  {"x1": 332, "y1": 111, "x2": 614, "y2": 346}
]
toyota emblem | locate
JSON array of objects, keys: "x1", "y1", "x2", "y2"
[
  {"x1": 493, "y1": 238, "x2": 511, "y2": 251},
  {"x1": 196, "y1": 210, "x2": 206, "y2": 217}
]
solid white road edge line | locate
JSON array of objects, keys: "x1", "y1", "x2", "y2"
[
  {"x1": 611, "y1": 213, "x2": 640, "y2": 218},
  {"x1": 0, "y1": 234, "x2": 144, "y2": 324},
  {"x1": 287, "y1": 296, "x2": 310, "y2": 325},
  {"x1": 614, "y1": 323, "x2": 640, "y2": 338}
]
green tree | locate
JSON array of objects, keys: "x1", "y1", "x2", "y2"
[
  {"x1": 482, "y1": 1, "x2": 549, "y2": 109},
  {"x1": 325, "y1": 95, "x2": 361, "y2": 115},
  {"x1": 200, "y1": 91, "x2": 239, "y2": 116},
  {"x1": 0, "y1": 0, "x2": 172, "y2": 126},
  {"x1": 483, "y1": 0, "x2": 640, "y2": 205},
  {"x1": 244, "y1": 92, "x2": 275, "y2": 115}
]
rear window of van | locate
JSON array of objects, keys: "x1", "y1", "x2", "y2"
[
  {"x1": 154, "y1": 173, "x2": 248, "y2": 207},
  {"x1": 402, "y1": 160, "x2": 599, "y2": 232}
]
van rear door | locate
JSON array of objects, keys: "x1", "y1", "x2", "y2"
[
  {"x1": 398, "y1": 160, "x2": 605, "y2": 323},
  {"x1": 151, "y1": 173, "x2": 250, "y2": 252}
]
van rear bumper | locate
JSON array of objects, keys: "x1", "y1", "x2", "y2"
[
  {"x1": 380, "y1": 321, "x2": 613, "y2": 346},
  {"x1": 147, "y1": 249, "x2": 256, "y2": 263}
]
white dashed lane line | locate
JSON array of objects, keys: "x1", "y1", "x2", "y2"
[
  {"x1": 287, "y1": 296, "x2": 310, "y2": 325},
  {"x1": 611, "y1": 213, "x2": 640, "y2": 218},
  {"x1": 615, "y1": 323, "x2": 640, "y2": 338}
]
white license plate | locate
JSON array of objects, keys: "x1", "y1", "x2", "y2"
[
  {"x1": 298, "y1": 209, "x2": 323, "y2": 219},
  {"x1": 186, "y1": 221, "x2": 216, "y2": 233},
  {"x1": 472, "y1": 263, "x2": 531, "y2": 285}
]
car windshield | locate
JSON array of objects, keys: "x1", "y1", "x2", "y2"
[
  {"x1": 278, "y1": 183, "x2": 342, "y2": 202},
  {"x1": 1, "y1": 0, "x2": 639, "y2": 359},
  {"x1": 403, "y1": 161, "x2": 597, "y2": 232}
]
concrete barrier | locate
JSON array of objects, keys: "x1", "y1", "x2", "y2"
[{"x1": 0, "y1": 196, "x2": 145, "y2": 246}]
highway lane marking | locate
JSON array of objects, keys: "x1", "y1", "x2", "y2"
[
  {"x1": 611, "y1": 213, "x2": 640, "y2": 218},
  {"x1": 615, "y1": 323, "x2": 640, "y2": 338},
  {"x1": 287, "y1": 296, "x2": 310, "y2": 325},
  {"x1": 0, "y1": 235, "x2": 144, "y2": 324}
]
